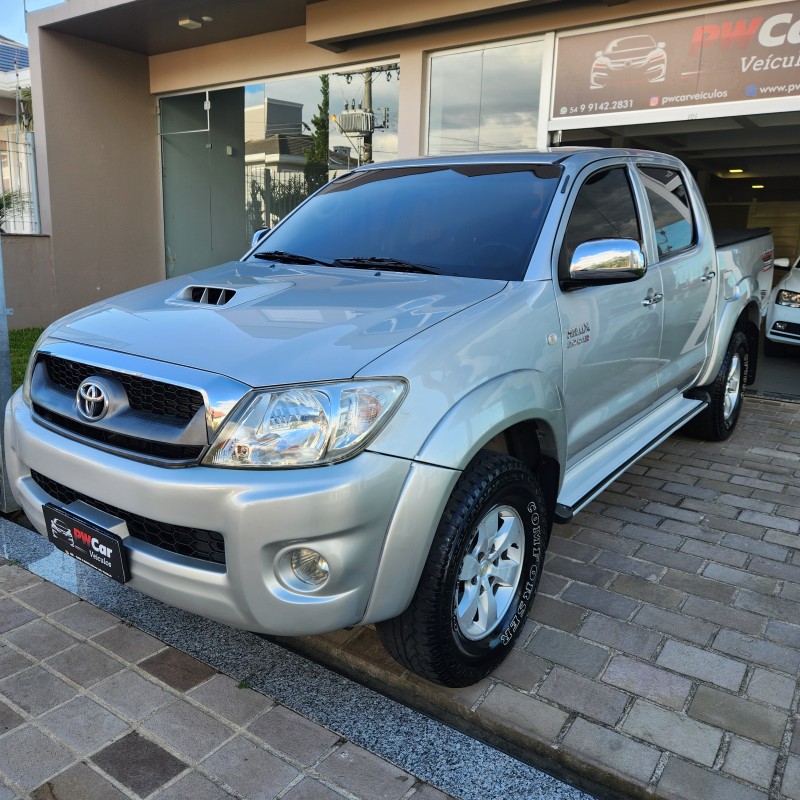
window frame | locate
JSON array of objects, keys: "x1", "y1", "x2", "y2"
[
  {"x1": 557, "y1": 163, "x2": 644, "y2": 286},
  {"x1": 424, "y1": 35, "x2": 550, "y2": 156},
  {"x1": 637, "y1": 164, "x2": 698, "y2": 261}
]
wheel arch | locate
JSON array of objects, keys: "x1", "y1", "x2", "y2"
[
  {"x1": 362, "y1": 371, "x2": 564, "y2": 626},
  {"x1": 414, "y1": 369, "x2": 566, "y2": 475},
  {"x1": 695, "y1": 299, "x2": 760, "y2": 387}
]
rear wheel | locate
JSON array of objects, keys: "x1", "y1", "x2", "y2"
[
  {"x1": 377, "y1": 451, "x2": 548, "y2": 687},
  {"x1": 686, "y1": 329, "x2": 748, "y2": 441}
]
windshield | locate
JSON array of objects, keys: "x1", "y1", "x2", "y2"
[{"x1": 250, "y1": 164, "x2": 562, "y2": 281}]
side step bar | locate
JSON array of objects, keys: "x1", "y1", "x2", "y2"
[{"x1": 554, "y1": 393, "x2": 708, "y2": 525}]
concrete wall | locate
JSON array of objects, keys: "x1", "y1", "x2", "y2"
[
  {"x1": 1, "y1": 234, "x2": 56, "y2": 329},
  {"x1": 28, "y1": 29, "x2": 163, "y2": 319}
]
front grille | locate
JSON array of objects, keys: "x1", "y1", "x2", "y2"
[
  {"x1": 33, "y1": 405, "x2": 205, "y2": 462},
  {"x1": 32, "y1": 471, "x2": 226, "y2": 566},
  {"x1": 43, "y1": 355, "x2": 204, "y2": 421}
]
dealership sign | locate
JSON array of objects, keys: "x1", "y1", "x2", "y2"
[{"x1": 552, "y1": 1, "x2": 800, "y2": 120}]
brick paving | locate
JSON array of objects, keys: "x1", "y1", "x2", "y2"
[
  {"x1": 0, "y1": 562, "x2": 453, "y2": 800},
  {"x1": 286, "y1": 396, "x2": 800, "y2": 800}
]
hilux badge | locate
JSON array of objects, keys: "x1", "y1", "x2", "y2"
[{"x1": 76, "y1": 379, "x2": 109, "y2": 422}]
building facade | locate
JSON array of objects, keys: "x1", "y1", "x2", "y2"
[{"x1": 23, "y1": 0, "x2": 800, "y2": 320}]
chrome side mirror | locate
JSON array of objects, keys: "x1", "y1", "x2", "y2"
[{"x1": 568, "y1": 239, "x2": 646, "y2": 285}]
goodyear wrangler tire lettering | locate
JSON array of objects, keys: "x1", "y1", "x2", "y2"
[{"x1": 376, "y1": 450, "x2": 550, "y2": 687}]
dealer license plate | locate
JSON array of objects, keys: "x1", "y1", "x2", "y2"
[{"x1": 43, "y1": 504, "x2": 130, "y2": 583}]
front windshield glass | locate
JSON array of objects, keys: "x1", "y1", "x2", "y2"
[{"x1": 250, "y1": 164, "x2": 562, "y2": 281}]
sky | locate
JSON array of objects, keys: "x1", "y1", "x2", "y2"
[{"x1": 0, "y1": 0, "x2": 62, "y2": 46}]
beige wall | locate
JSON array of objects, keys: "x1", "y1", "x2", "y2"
[
  {"x1": 30, "y1": 29, "x2": 163, "y2": 318},
  {"x1": 1, "y1": 234, "x2": 56, "y2": 329},
  {"x1": 150, "y1": 0, "x2": 705, "y2": 96}
]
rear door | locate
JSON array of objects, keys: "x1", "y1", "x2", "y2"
[{"x1": 635, "y1": 164, "x2": 716, "y2": 394}]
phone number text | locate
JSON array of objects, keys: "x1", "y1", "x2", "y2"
[{"x1": 559, "y1": 99, "x2": 634, "y2": 115}]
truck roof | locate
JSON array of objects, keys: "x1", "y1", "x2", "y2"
[{"x1": 349, "y1": 147, "x2": 685, "y2": 172}]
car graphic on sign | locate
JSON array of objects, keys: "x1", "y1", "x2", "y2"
[
  {"x1": 590, "y1": 34, "x2": 667, "y2": 89},
  {"x1": 49, "y1": 517, "x2": 74, "y2": 547}
]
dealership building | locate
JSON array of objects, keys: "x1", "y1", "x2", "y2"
[{"x1": 15, "y1": 0, "x2": 800, "y2": 323}]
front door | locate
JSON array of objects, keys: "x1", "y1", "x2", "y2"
[{"x1": 556, "y1": 165, "x2": 664, "y2": 462}]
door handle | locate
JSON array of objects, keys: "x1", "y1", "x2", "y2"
[
  {"x1": 701, "y1": 270, "x2": 716, "y2": 283},
  {"x1": 642, "y1": 292, "x2": 663, "y2": 306}
]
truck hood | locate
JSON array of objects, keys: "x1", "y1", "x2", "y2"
[{"x1": 50, "y1": 261, "x2": 506, "y2": 387}]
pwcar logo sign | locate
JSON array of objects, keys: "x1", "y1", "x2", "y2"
[
  {"x1": 73, "y1": 526, "x2": 114, "y2": 558},
  {"x1": 691, "y1": 12, "x2": 800, "y2": 52},
  {"x1": 553, "y1": 1, "x2": 800, "y2": 120}
]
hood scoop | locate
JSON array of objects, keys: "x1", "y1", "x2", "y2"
[
  {"x1": 165, "y1": 278, "x2": 295, "y2": 310},
  {"x1": 181, "y1": 285, "x2": 237, "y2": 306}
]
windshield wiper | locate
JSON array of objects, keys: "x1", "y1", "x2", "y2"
[
  {"x1": 253, "y1": 250, "x2": 335, "y2": 267},
  {"x1": 333, "y1": 256, "x2": 442, "y2": 275}
]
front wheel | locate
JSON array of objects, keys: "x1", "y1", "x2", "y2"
[
  {"x1": 686, "y1": 329, "x2": 748, "y2": 441},
  {"x1": 376, "y1": 451, "x2": 548, "y2": 687}
]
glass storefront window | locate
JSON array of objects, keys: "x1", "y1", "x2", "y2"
[
  {"x1": 428, "y1": 40, "x2": 544, "y2": 154},
  {"x1": 245, "y1": 63, "x2": 400, "y2": 234},
  {"x1": 161, "y1": 62, "x2": 400, "y2": 277}
]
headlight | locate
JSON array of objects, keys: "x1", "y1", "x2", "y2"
[
  {"x1": 777, "y1": 289, "x2": 800, "y2": 308},
  {"x1": 203, "y1": 379, "x2": 407, "y2": 468}
]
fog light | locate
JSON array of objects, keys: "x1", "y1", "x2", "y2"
[
  {"x1": 289, "y1": 548, "x2": 330, "y2": 586},
  {"x1": 775, "y1": 321, "x2": 787, "y2": 330}
]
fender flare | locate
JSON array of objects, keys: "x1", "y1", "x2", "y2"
[
  {"x1": 695, "y1": 290, "x2": 756, "y2": 388},
  {"x1": 415, "y1": 369, "x2": 566, "y2": 475},
  {"x1": 362, "y1": 370, "x2": 566, "y2": 625}
]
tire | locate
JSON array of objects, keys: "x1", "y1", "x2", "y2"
[
  {"x1": 685, "y1": 329, "x2": 748, "y2": 441},
  {"x1": 376, "y1": 451, "x2": 548, "y2": 687}
]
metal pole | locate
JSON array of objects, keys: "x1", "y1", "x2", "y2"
[
  {"x1": 363, "y1": 68, "x2": 373, "y2": 165},
  {"x1": 0, "y1": 236, "x2": 20, "y2": 512}
]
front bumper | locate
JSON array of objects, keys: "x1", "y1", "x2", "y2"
[{"x1": 5, "y1": 390, "x2": 435, "y2": 636}]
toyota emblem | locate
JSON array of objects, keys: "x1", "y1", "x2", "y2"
[{"x1": 76, "y1": 379, "x2": 109, "y2": 422}]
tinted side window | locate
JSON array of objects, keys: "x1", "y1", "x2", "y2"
[
  {"x1": 639, "y1": 166, "x2": 695, "y2": 258},
  {"x1": 560, "y1": 167, "x2": 640, "y2": 273}
]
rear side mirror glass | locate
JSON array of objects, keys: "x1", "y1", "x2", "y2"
[{"x1": 567, "y1": 238, "x2": 646, "y2": 286}]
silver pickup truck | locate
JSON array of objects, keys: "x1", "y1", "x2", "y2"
[{"x1": 5, "y1": 149, "x2": 774, "y2": 686}]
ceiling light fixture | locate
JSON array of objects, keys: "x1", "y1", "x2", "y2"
[
  {"x1": 202, "y1": 16, "x2": 214, "y2": 22},
  {"x1": 728, "y1": 168, "x2": 743, "y2": 174},
  {"x1": 752, "y1": 184, "x2": 765, "y2": 189},
  {"x1": 178, "y1": 18, "x2": 202, "y2": 30}
]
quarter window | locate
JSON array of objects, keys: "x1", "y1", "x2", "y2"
[{"x1": 638, "y1": 166, "x2": 695, "y2": 258}]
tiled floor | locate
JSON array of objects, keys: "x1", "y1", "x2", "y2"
[
  {"x1": 0, "y1": 541, "x2": 589, "y2": 800},
  {"x1": 0, "y1": 560, "x2": 459, "y2": 800}
]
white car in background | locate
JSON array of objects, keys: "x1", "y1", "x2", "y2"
[{"x1": 765, "y1": 255, "x2": 800, "y2": 356}]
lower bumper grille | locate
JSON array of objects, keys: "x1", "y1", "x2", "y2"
[
  {"x1": 31, "y1": 471, "x2": 226, "y2": 566},
  {"x1": 771, "y1": 321, "x2": 800, "y2": 338}
]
